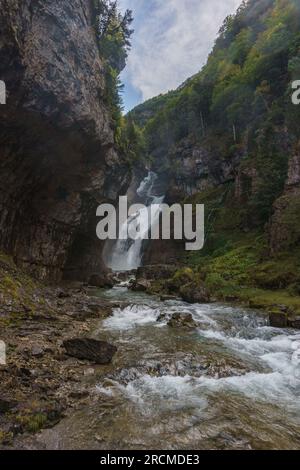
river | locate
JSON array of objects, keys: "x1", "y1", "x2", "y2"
[{"x1": 29, "y1": 284, "x2": 300, "y2": 450}]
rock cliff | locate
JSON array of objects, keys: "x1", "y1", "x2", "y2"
[
  {"x1": 269, "y1": 153, "x2": 300, "y2": 253},
  {"x1": 0, "y1": 0, "x2": 129, "y2": 281}
]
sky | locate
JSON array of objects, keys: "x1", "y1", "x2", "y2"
[{"x1": 118, "y1": 0, "x2": 242, "y2": 112}]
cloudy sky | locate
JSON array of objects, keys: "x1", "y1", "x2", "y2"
[{"x1": 118, "y1": 0, "x2": 241, "y2": 112}]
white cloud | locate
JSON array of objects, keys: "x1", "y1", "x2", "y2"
[{"x1": 119, "y1": 0, "x2": 241, "y2": 103}]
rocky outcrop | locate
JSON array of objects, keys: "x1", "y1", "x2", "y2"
[
  {"x1": 136, "y1": 264, "x2": 178, "y2": 281},
  {"x1": 154, "y1": 136, "x2": 239, "y2": 198},
  {"x1": 0, "y1": 0, "x2": 130, "y2": 282},
  {"x1": 179, "y1": 283, "x2": 211, "y2": 304},
  {"x1": 63, "y1": 338, "x2": 117, "y2": 364},
  {"x1": 167, "y1": 312, "x2": 198, "y2": 329},
  {"x1": 269, "y1": 153, "x2": 300, "y2": 253},
  {"x1": 130, "y1": 279, "x2": 152, "y2": 292},
  {"x1": 88, "y1": 270, "x2": 114, "y2": 289}
]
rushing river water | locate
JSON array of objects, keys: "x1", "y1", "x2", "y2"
[{"x1": 31, "y1": 284, "x2": 300, "y2": 450}]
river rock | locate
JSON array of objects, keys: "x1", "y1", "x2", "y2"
[
  {"x1": 180, "y1": 284, "x2": 211, "y2": 304},
  {"x1": 160, "y1": 295, "x2": 179, "y2": 301},
  {"x1": 130, "y1": 279, "x2": 151, "y2": 292},
  {"x1": 157, "y1": 313, "x2": 168, "y2": 322},
  {"x1": 288, "y1": 316, "x2": 300, "y2": 329},
  {"x1": 88, "y1": 274, "x2": 114, "y2": 289},
  {"x1": 63, "y1": 338, "x2": 117, "y2": 364},
  {"x1": 167, "y1": 312, "x2": 198, "y2": 329},
  {"x1": 269, "y1": 311, "x2": 288, "y2": 328}
]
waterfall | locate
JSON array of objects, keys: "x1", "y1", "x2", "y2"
[{"x1": 107, "y1": 172, "x2": 164, "y2": 272}]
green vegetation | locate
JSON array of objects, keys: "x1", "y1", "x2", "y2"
[
  {"x1": 0, "y1": 251, "x2": 43, "y2": 326},
  {"x1": 116, "y1": 114, "x2": 147, "y2": 167},
  {"x1": 0, "y1": 430, "x2": 13, "y2": 445},
  {"x1": 130, "y1": 0, "x2": 300, "y2": 221},
  {"x1": 15, "y1": 410, "x2": 48, "y2": 433},
  {"x1": 93, "y1": 1, "x2": 148, "y2": 165},
  {"x1": 93, "y1": 1, "x2": 133, "y2": 127},
  {"x1": 162, "y1": 228, "x2": 300, "y2": 315},
  {"x1": 127, "y1": 0, "x2": 300, "y2": 314},
  {"x1": 176, "y1": 181, "x2": 300, "y2": 314}
]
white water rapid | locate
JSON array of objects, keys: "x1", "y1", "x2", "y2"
[{"x1": 29, "y1": 287, "x2": 300, "y2": 450}]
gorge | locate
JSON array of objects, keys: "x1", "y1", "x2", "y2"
[{"x1": 1, "y1": 0, "x2": 300, "y2": 452}]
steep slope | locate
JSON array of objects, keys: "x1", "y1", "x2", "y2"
[
  {"x1": 129, "y1": 0, "x2": 300, "y2": 248},
  {"x1": 128, "y1": 0, "x2": 300, "y2": 311},
  {"x1": 0, "y1": 0, "x2": 130, "y2": 282}
]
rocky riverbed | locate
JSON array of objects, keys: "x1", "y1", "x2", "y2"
[
  {"x1": 0, "y1": 280, "x2": 126, "y2": 447},
  {"x1": 2, "y1": 282, "x2": 299, "y2": 451}
]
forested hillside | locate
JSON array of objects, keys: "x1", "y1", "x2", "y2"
[{"x1": 128, "y1": 0, "x2": 300, "y2": 313}]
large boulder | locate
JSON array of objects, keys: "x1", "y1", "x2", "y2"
[
  {"x1": 167, "y1": 312, "x2": 198, "y2": 329},
  {"x1": 288, "y1": 316, "x2": 300, "y2": 329},
  {"x1": 63, "y1": 338, "x2": 117, "y2": 364},
  {"x1": 269, "y1": 311, "x2": 288, "y2": 328},
  {"x1": 180, "y1": 283, "x2": 211, "y2": 304},
  {"x1": 130, "y1": 279, "x2": 151, "y2": 292},
  {"x1": 88, "y1": 273, "x2": 114, "y2": 289}
]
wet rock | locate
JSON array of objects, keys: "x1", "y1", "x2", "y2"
[
  {"x1": 180, "y1": 284, "x2": 211, "y2": 304},
  {"x1": 160, "y1": 295, "x2": 179, "y2": 301},
  {"x1": 269, "y1": 311, "x2": 288, "y2": 328},
  {"x1": 63, "y1": 338, "x2": 117, "y2": 364},
  {"x1": 130, "y1": 280, "x2": 151, "y2": 292},
  {"x1": 288, "y1": 316, "x2": 300, "y2": 329},
  {"x1": 167, "y1": 312, "x2": 198, "y2": 329},
  {"x1": 114, "y1": 270, "x2": 137, "y2": 282},
  {"x1": 156, "y1": 313, "x2": 168, "y2": 322},
  {"x1": 88, "y1": 274, "x2": 114, "y2": 289},
  {"x1": 108, "y1": 354, "x2": 237, "y2": 383}
]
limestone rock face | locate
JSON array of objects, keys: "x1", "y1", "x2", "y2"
[
  {"x1": 0, "y1": 0, "x2": 130, "y2": 281},
  {"x1": 269, "y1": 154, "x2": 300, "y2": 254},
  {"x1": 286, "y1": 155, "x2": 300, "y2": 187},
  {"x1": 154, "y1": 136, "x2": 241, "y2": 198}
]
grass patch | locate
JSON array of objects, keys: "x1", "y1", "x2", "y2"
[{"x1": 16, "y1": 412, "x2": 48, "y2": 433}]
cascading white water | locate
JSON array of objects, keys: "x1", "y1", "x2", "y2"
[{"x1": 108, "y1": 171, "x2": 164, "y2": 271}]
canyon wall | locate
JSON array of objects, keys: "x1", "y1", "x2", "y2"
[{"x1": 0, "y1": 0, "x2": 130, "y2": 281}]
